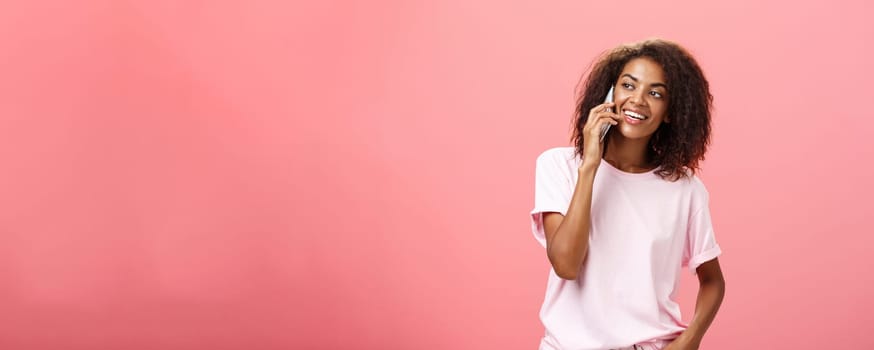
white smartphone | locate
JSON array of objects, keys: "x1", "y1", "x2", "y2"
[{"x1": 599, "y1": 86, "x2": 614, "y2": 143}]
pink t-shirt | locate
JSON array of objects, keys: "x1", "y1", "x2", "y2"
[{"x1": 530, "y1": 147, "x2": 722, "y2": 350}]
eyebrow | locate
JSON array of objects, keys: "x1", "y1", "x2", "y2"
[{"x1": 621, "y1": 73, "x2": 667, "y2": 89}]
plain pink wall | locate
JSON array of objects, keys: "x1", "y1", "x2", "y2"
[{"x1": 1, "y1": 0, "x2": 872, "y2": 349}]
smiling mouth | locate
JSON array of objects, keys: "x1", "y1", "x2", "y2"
[{"x1": 623, "y1": 110, "x2": 648, "y2": 120}]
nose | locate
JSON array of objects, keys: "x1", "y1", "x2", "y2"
[{"x1": 627, "y1": 89, "x2": 647, "y2": 106}]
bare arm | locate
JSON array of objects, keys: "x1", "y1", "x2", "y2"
[
  {"x1": 542, "y1": 163, "x2": 598, "y2": 280},
  {"x1": 669, "y1": 258, "x2": 725, "y2": 349},
  {"x1": 542, "y1": 101, "x2": 619, "y2": 280}
]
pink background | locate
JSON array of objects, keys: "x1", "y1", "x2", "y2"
[{"x1": 1, "y1": 0, "x2": 872, "y2": 349}]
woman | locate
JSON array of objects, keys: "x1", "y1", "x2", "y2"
[{"x1": 530, "y1": 39, "x2": 725, "y2": 350}]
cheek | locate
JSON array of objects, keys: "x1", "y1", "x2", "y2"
[
  {"x1": 614, "y1": 94, "x2": 630, "y2": 105},
  {"x1": 653, "y1": 103, "x2": 669, "y2": 121}
]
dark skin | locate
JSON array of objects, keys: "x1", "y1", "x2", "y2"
[{"x1": 543, "y1": 57, "x2": 725, "y2": 349}]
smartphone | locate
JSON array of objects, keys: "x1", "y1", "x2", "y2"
[{"x1": 598, "y1": 86, "x2": 614, "y2": 143}]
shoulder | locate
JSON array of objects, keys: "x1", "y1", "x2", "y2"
[
  {"x1": 535, "y1": 146, "x2": 577, "y2": 166},
  {"x1": 534, "y1": 146, "x2": 577, "y2": 180},
  {"x1": 688, "y1": 174, "x2": 709, "y2": 195},
  {"x1": 682, "y1": 173, "x2": 711, "y2": 209}
]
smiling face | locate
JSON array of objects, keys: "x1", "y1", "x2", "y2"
[{"x1": 612, "y1": 57, "x2": 670, "y2": 141}]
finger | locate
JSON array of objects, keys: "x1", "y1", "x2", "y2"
[
  {"x1": 586, "y1": 108, "x2": 617, "y2": 128},
  {"x1": 588, "y1": 102, "x2": 616, "y2": 117},
  {"x1": 591, "y1": 112, "x2": 620, "y2": 128},
  {"x1": 585, "y1": 113, "x2": 617, "y2": 136},
  {"x1": 587, "y1": 116, "x2": 618, "y2": 138},
  {"x1": 598, "y1": 112, "x2": 620, "y2": 124},
  {"x1": 604, "y1": 112, "x2": 622, "y2": 122},
  {"x1": 587, "y1": 105, "x2": 613, "y2": 122}
]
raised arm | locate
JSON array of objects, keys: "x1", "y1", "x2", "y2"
[{"x1": 543, "y1": 101, "x2": 619, "y2": 280}]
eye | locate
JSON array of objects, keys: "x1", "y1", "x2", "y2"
[
  {"x1": 650, "y1": 90, "x2": 664, "y2": 99},
  {"x1": 622, "y1": 82, "x2": 634, "y2": 90}
]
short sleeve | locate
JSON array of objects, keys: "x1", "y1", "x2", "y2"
[
  {"x1": 529, "y1": 149, "x2": 573, "y2": 248},
  {"x1": 682, "y1": 191, "x2": 722, "y2": 275}
]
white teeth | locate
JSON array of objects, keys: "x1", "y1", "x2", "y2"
[{"x1": 624, "y1": 110, "x2": 647, "y2": 120}]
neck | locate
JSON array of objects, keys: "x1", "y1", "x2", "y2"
[{"x1": 602, "y1": 134, "x2": 656, "y2": 173}]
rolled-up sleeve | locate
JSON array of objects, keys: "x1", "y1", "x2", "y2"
[
  {"x1": 530, "y1": 149, "x2": 572, "y2": 248},
  {"x1": 682, "y1": 197, "x2": 722, "y2": 274}
]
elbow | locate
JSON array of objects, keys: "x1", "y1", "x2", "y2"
[
  {"x1": 713, "y1": 278, "x2": 726, "y2": 293},
  {"x1": 701, "y1": 276, "x2": 726, "y2": 298},
  {"x1": 547, "y1": 248, "x2": 586, "y2": 280},
  {"x1": 700, "y1": 273, "x2": 726, "y2": 288},
  {"x1": 554, "y1": 267, "x2": 578, "y2": 280}
]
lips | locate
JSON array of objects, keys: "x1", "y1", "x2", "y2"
[
  {"x1": 623, "y1": 110, "x2": 648, "y2": 120},
  {"x1": 622, "y1": 109, "x2": 648, "y2": 125}
]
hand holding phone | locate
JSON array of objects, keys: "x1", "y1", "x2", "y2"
[{"x1": 598, "y1": 86, "x2": 614, "y2": 143}]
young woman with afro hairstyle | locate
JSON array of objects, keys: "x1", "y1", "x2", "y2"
[{"x1": 530, "y1": 39, "x2": 725, "y2": 350}]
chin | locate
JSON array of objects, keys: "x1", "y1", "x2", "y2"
[{"x1": 615, "y1": 126, "x2": 657, "y2": 141}]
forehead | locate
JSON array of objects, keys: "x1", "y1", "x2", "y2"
[{"x1": 620, "y1": 57, "x2": 666, "y2": 83}]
